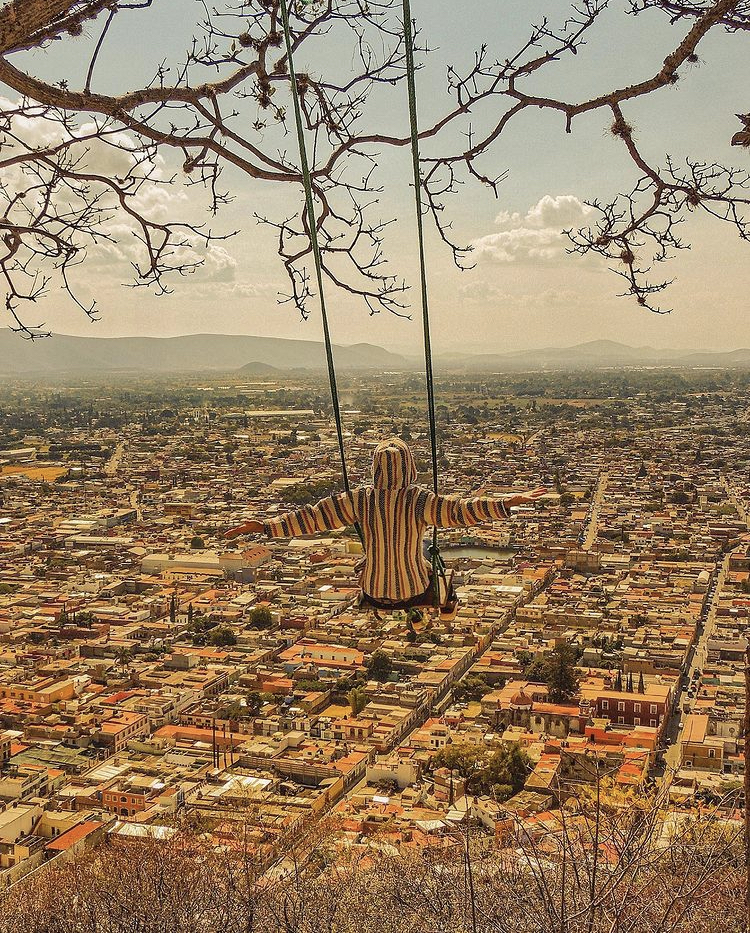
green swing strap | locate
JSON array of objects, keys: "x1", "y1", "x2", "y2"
[
  {"x1": 279, "y1": 0, "x2": 363, "y2": 543},
  {"x1": 402, "y1": 0, "x2": 444, "y2": 606}
]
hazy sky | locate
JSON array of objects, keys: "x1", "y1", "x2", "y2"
[{"x1": 6, "y1": 1, "x2": 750, "y2": 354}]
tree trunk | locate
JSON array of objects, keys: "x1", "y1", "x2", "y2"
[
  {"x1": 0, "y1": 0, "x2": 98, "y2": 54},
  {"x1": 744, "y1": 643, "x2": 750, "y2": 932}
]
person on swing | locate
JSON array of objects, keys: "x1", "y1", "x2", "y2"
[{"x1": 225, "y1": 438, "x2": 546, "y2": 610}]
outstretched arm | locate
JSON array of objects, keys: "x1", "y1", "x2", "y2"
[
  {"x1": 424, "y1": 488, "x2": 546, "y2": 528},
  {"x1": 225, "y1": 491, "x2": 357, "y2": 540}
]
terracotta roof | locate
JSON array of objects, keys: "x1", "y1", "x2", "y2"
[{"x1": 46, "y1": 821, "x2": 103, "y2": 852}]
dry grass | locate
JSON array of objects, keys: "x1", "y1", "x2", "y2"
[
  {"x1": 1, "y1": 465, "x2": 68, "y2": 481},
  {"x1": 486, "y1": 433, "x2": 523, "y2": 444}
]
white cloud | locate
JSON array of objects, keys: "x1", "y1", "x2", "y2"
[
  {"x1": 85, "y1": 233, "x2": 240, "y2": 287},
  {"x1": 0, "y1": 96, "x2": 188, "y2": 231},
  {"x1": 0, "y1": 99, "x2": 159, "y2": 181},
  {"x1": 198, "y1": 244, "x2": 237, "y2": 283},
  {"x1": 0, "y1": 96, "x2": 220, "y2": 298},
  {"x1": 472, "y1": 194, "x2": 594, "y2": 264},
  {"x1": 229, "y1": 282, "x2": 281, "y2": 298},
  {"x1": 184, "y1": 279, "x2": 281, "y2": 301},
  {"x1": 457, "y1": 279, "x2": 578, "y2": 307}
]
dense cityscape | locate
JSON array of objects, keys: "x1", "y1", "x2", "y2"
[
  {"x1": 0, "y1": 368, "x2": 748, "y2": 889},
  {"x1": 1, "y1": 0, "x2": 748, "y2": 925}
]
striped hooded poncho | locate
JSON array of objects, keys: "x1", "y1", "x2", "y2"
[{"x1": 263, "y1": 438, "x2": 511, "y2": 602}]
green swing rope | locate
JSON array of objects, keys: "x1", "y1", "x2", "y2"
[
  {"x1": 279, "y1": 0, "x2": 353, "y2": 500},
  {"x1": 402, "y1": 0, "x2": 444, "y2": 606}
]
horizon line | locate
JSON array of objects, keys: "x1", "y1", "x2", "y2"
[{"x1": 4, "y1": 329, "x2": 750, "y2": 356}]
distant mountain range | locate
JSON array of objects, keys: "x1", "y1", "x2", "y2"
[
  {"x1": 2, "y1": 332, "x2": 750, "y2": 375},
  {"x1": 0, "y1": 332, "x2": 408, "y2": 374},
  {"x1": 438, "y1": 339, "x2": 750, "y2": 372}
]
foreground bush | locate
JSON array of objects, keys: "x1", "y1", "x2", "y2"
[{"x1": 1, "y1": 799, "x2": 744, "y2": 933}]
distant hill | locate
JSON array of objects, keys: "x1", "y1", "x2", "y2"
[
  {"x1": 437, "y1": 340, "x2": 750, "y2": 372},
  {"x1": 237, "y1": 361, "x2": 282, "y2": 375},
  {"x1": 677, "y1": 348, "x2": 750, "y2": 367},
  {"x1": 0, "y1": 331, "x2": 408, "y2": 374}
]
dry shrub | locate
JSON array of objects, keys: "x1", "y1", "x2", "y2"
[{"x1": 1, "y1": 799, "x2": 744, "y2": 933}]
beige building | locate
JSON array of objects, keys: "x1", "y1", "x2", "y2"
[{"x1": 679, "y1": 714, "x2": 727, "y2": 772}]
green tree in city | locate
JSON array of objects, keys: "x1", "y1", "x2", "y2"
[
  {"x1": 526, "y1": 643, "x2": 580, "y2": 703},
  {"x1": 245, "y1": 692, "x2": 263, "y2": 717},
  {"x1": 207, "y1": 626, "x2": 237, "y2": 647},
  {"x1": 248, "y1": 606, "x2": 273, "y2": 629},
  {"x1": 297, "y1": 679, "x2": 326, "y2": 692},
  {"x1": 186, "y1": 612, "x2": 214, "y2": 645},
  {"x1": 405, "y1": 607, "x2": 422, "y2": 644},
  {"x1": 366, "y1": 650, "x2": 393, "y2": 683},
  {"x1": 431, "y1": 742, "x2": 487, "y2": 791},
  {"x1": 455, "y1": 674, "x2": 494, "y2": 702},
  {"x1": 517, "y1": 650, "x2": 534, "y2": 672},
  {"x1": 286, "y1": 480, "x2": 336, "y2": 507},
  {"x1": 113, "y1": 645, "x2": 133, "y2": 672},
  {"x1": 432, "y1": 741, "x2": 529, "y2": 798},
  {"x1": 348, "y1": 688, "x2": 368, "y2": 716},
  {"x1": 483, "y1": 744, "x2": 530, "y2": 802},
  {"x1": 223, "y1": 700, "x2": 244, "y2": 721}
]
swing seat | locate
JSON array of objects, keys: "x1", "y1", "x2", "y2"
[{"x1": 359, "y1": 569, "x2": 458, "y2": 619}]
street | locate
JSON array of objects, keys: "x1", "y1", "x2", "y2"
[
  {"x1": 661, "y1": 554, "x2": 727, "y2": 773},
  {"x1": 582, "y1": 469, "x2": 609, "y2": 550}
]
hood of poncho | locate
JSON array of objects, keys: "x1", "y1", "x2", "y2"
[{"x1": 371, "y1": 438, "x2": 418, "y2": 490}]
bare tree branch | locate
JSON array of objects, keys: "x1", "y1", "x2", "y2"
[{"x1": 0, "y1": 0, "x2": 747, "y2": 334}]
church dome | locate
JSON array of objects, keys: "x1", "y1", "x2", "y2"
[{"x1": 510, "y1": 690, "x2": 533, "y2": 708}]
